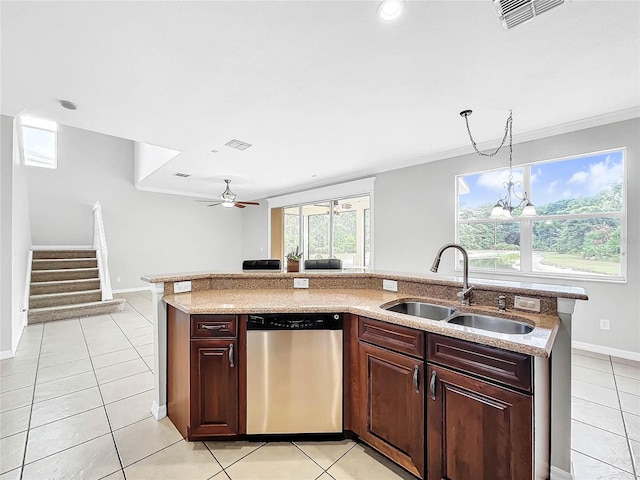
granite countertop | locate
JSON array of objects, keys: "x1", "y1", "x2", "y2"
[
  {"x1": 163, "y1": 288, "x2": 559, "y2": 358},
  {"x1": 143, "y1": 270, "x2": 588, "y2": 300}
]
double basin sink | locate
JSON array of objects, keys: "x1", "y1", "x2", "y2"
[{"x1": 384, "y1": 301, "x2": 534, "y2": 335}]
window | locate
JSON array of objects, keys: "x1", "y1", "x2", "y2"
[
  {"x1": 21, "y1": 116, "x2": 57, "y2": 169},
  {"x1": 456, "y1": 149, "x2": 625, "y2": 281}
]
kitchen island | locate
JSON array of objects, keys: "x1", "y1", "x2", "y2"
[{"x1": 142, "y1": 270, "x2": 587, "y2": 480}]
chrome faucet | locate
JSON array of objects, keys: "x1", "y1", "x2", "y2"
[{"x1": 430, "y1": 243, "x2": 474, "y2": 306}]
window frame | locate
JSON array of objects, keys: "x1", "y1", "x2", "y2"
[
  {"x1": 455, "y1": 147, "x2": 627, "y2": 283},
  {"x1": 20, "y1": 115, "x2": 58, "y2": 169}
]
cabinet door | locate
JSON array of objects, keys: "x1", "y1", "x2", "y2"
[
  {"x1": 359, "y1": 342, "x2": 424, "y2": 478},
  {"x1": 189, "y1": 340, "x2": 239, "y2": 438},
  {"x1": 427, "y1": 364, "x2": 532, "y2": 480}
]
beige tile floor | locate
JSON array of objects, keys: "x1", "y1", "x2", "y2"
[{"x1": 0, "y1": 291, "x2": 638, "y2": 479}]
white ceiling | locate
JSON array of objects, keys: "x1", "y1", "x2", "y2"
[{"x1": 2, "y1": 1, "x2": 639, "y2": 201}]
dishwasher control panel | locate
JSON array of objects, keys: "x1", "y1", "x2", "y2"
[{"x1": 247, "y1": 313, "x2": 343, "y2": 330}]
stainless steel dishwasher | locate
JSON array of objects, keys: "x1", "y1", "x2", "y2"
[{"x1": 246, "y1": 313, "x2": 343, "y2": 435}]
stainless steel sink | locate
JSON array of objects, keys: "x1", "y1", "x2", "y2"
[
  {"x1": 384, "y1": 302, "x2": 456, "y2": 321},
  {"x1": 446, "y1": 314, "x2": 534, "y2": 334}
]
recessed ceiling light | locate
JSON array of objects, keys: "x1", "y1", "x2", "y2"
[
  {"x1": 59, "y1": 99, "x2": 77, "y2": 110},
  {"x1": 377, "y1": 0, "x2": 405, "y2": 22},
  {"x1": 211, "y1": 149, "x2": 219, "y2": 153}
]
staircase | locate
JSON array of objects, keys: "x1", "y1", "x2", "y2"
[{"x1": 28, "y1": 249, "x2": 125, "y2": 324}]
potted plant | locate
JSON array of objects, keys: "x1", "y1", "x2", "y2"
[{"x1": 286, "y1": 246, "x2": 303, "y2": 273}]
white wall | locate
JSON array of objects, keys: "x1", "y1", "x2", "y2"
[
  {"x1": 1, "y1": 115, "x2": 14, "y2": 354},
  {"x1": 26, "y1": 122, "x2": 245, "y2": 290},
  {"x1": 1, "y1": 115, "x2": 33, "y2": 357},
  {"x1": 374, "y1": 118, "x2": 639, "y2": 355},
  {"x1": 241, "y1": 202, "x2": 270, "y2": 261}
]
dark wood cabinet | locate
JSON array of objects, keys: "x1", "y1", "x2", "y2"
[
  {"x1": 189, "y1": 340, "x2": 238, "y2": 437},
  {"x1": 167, "y1": 307, "x2": 241, "y2": 440},
  {"x1": 427, "y1": 335, "x2": 534, "y2": 480},
  {"x1": 357, "y1": 317, "x2": 425, "y2": 479}
]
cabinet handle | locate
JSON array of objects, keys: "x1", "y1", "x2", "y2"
[
  {"x1": 228, "y1": 343, "x2": 235, "y2": 368},
  {"x1": 413, "y1": 365, "x2": 420, "y2": 393},
  {"x1": 201, "y1": 324, "x2": 224, "y2": 331},
  {"x1": 429, "y1": 370, "x2": 437, "y2": 401}
]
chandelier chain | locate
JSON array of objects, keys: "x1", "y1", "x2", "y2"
[{"x1": 463, "y1": 111, "x2": 513, "y2": 159}]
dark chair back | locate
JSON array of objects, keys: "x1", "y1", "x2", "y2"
[
  {"x1": 303, "y1": 258, "x2": 343, "y2": 270},
  {"x1": 242, "y1": 259, "x2": 282, "y2": 271}
]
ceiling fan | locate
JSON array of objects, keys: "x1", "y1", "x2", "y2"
[{"x1": 196, "y1": 179, "x2": 260, "y2": 209}]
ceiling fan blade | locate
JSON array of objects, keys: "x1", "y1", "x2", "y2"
[
  {"x1": 235, "y1": 201, "x2": 260, "y2": 206},
  {"x1": 195, "y1": 199, "x2": 219, "y2": 203},
  {"x1": 234, "y1": 203, "x2": 247, "y2": 209},
  {"x1": 206, "y1": 202, "x2": 222, "y2": 207}
]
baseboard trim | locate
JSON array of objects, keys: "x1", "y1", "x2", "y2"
[
  {"x1": 550, "y1": 465, "x2": 574, "y2": 480},
  {"x1": 31, "y1": 245, "x2": 93, "y2": 250},
  {"x1": 572, "y1": 341, "x2": 640, "y2": 362},
  {"x1": 0, "y1": 348, "x2": 16, "y2": 360},
  {"x1": 112, "y1": 287, "x2": 148, "y2": 294},
  {"x1": 151, "y1": 402, "x2": 167, "y2": 420}
]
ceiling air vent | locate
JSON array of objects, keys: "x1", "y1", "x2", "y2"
[
  {"x1": 173, "y1": 172, "x2": 191, "y2": 178},
  {"x1": 493, "y1": 0, "x2": 564, "y2": 30},
  {"x1": 225, "y1": 139, "x2": 252, "y2": 151}
]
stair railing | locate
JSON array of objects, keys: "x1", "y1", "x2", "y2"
[{"x1": 93, "y1": 202, "x2": 113, "y2": 301}]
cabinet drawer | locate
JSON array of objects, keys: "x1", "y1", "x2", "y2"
[
  {"x1": 427, "y1": 334, "x2": 532, "y2": 392},
  {"x1": 191, "y1": 315, "x2": 237, "y2": 339},
  {"x1": 358, "y1": 317, "x2": 424, "y2": 359}
]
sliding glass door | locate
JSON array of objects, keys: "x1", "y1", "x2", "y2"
[{"x1": 281, "y1": 195, "x2": 370, "y2": 270}]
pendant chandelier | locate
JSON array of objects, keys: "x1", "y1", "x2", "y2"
[{"x1": 460, "y1": 109, "x2": 537, "y2": 219}]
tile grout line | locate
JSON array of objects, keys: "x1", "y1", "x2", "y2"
[
  {"x1": 18, "y1": 322, "x2": 46, "y2": 480},
  {"x1": 78, "y1": 316, "x2": 128, "y2": 479},
  {"x1": 610, "y1": 355, "x2": 639, "y2": 477},
  {"x1": 201, "y1": 440, "x2": 228, "y2": 474}
]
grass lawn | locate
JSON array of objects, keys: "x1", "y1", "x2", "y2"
[{"x1": 538, "y1": 252, "x2": 620, "y2": 275}]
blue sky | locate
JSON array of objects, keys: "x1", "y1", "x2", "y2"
[{"x1": 458, "y1": 150, "x2": 624, "y2": 210}]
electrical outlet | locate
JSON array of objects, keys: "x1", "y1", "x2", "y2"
[
  {"x1": 383, "y1": 279, "x2": 398, "y2": 292},
  {"x1": 293, "y1": 278, "x2": 309, "y2": 289},
  {"x1": 514, "y1": 296, "x2": 541, "y2": 312},
  {"x1": 600, "y1": 319, "x2": 611, "y2": 331},
  {"x1": 116, "y1": 276, "x2": 121, "y2": 283},
  {"x1": 173, "y1": 281, "x2": 192, "y2": 293}
]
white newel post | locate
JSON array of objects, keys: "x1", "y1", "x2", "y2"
[
  {"x1": 150, "y1": 282, "x2": 167, "y2": 420},
  {"x1": 550, "y1": 297, "x2": 576, "y2": 480}
]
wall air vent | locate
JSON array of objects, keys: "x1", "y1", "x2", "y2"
[
  {"x1": 173, "y1": 172, "x2": 191, "y2": 178},
  {"x1": 493, "y1": 0, "x2": 564, "y2": 30},
  {"x1": 225, "y1": 139, "x2": 252, "y2": 151}
]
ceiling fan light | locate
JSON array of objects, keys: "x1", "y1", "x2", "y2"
[{"x1": 221, "y1": 201, "x2": 235, "y2": 208}]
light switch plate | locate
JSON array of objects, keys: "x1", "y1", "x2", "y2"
[
  {"x1": 174, "y1": 280, "x2": 192, "y2": 293},
  {"x1": 293, "y1": 278, "x2": 309, "y2": 289},
  {"x1": 383, "y1": 279, "x2": 398, "y2": 292},
  {"x1": 514, "y1": 295, "x2": 540, "y2": 312}
]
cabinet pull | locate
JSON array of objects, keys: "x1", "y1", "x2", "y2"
[
  {"x1": 201, "y1": 324, "x2": 224, "y2": 331},
  {"x1": 413, "y1": 365, "x2": 420, "y2": 393},
  {"x1": 228, "y1": 343, "x2": 235, "y2": 368},
  {"x1": 429, "y1": 370, "x2": 437, "y2": 400}
]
